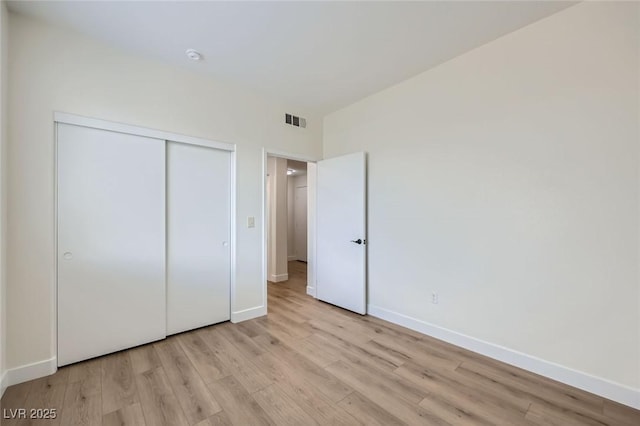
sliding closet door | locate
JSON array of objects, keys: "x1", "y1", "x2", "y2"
[
  {"x1": 57, "y1": 124, "x2": 166, "y2": 366},
  {"x1": 167, "y1": 142, "x2": 231, "y2": 335}
]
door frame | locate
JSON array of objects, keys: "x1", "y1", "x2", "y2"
[
  {"x1": 53, "y1": 112, "x2": 237, "y2": 369},
  {"x1": 262, "y1": 149, "x2": 320, "y2": 312}
]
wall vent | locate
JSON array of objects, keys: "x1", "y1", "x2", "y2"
[{"x1": 285, "y1": 113, "x2": 306, "y2": 128}]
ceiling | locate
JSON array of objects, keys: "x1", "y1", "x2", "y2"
[
  {"x1": 8, "y1": 1, "x2": 575, "y2": 115},
  {"x1": 288, "y1": 160, "x2": 307, "y2": 176}
]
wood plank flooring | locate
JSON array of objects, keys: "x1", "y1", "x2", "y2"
[{"x1": 2, "y1": 260, "x2": 639, "y2": 425}]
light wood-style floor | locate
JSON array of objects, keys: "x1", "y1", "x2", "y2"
[{"x1": 2, "y1": 261, "x2": 639, "y2": 425}]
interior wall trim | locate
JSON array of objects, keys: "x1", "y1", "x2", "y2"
[
  {"x1": 3, "y1": 357, "x2": 57, "y2": 392},
  {"x1": 231, "y1": 305, "x2": 266, "y2": 323},
  {"x1": 269, "y1": 273, "x2": 289, "y2": 283},
  {"x1": 368, "y1": 304, "x2": 640, "y2": 409},
  {"x1": 0, "y1": 369, "x2": 7, "y2": 399},
  {"x1": 54, "y1": 112, "x2": 236, "y2": 152}
]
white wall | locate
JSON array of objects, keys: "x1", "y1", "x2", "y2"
[
  {"x1": 7, "y1": 13, "x2": 321, "y2": 376},
  {"x1": 287, "y1": 172, "x2": 296, "y2": 260},
  {"x1": 0, "y1": 0, "x2": 8, "y2": 397},
  {"x1": 324, "y1": 2, "x2": 640, "y2": 406},
  {"x1": 287, "y1": 173, "x2": 308, "y2": 262},
  {"x1": 294, "y1": 174, "x2": 308, "y2": 190},
  {"x1": 267, "y1": 156, "x2": 289, "y2": 282},
  {"x1": 293, "y1": 174, "x2": 308, "y2": 261}
]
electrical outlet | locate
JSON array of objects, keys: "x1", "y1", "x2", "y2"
[{"x1": 432, "y1": 292, "x2": 439, "y2": 304}]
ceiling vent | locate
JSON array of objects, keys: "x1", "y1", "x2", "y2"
[{"x1": 285, "y1": 113, "x2": 306, "y2": 128}]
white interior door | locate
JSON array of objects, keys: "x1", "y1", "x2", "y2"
[
  {"x1": 167, "y1": 142, "x2": 231, "y2": 335},
  {"x1": 294, "y1": 185, "x2": 308, "y2": 261},
  {"x1": 316, "y1": 152, "x2": 366, "y2": 314},
  {"x1": 57, "y1": 124, "x2": 166, "y2": 366}
]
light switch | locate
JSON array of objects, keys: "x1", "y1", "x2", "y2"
[{"x1": 247, "y1": 216, "x2": 255, "y2": 228}]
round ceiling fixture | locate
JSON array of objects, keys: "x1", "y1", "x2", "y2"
[{"x1": 185, "y1": 49, "x2": 203, "y2": 61}]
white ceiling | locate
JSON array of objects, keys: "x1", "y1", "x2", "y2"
[
  {"x1": 8, "y1": 1, "x2": 575, "y2": 114},
  {"x1": 288, "y1": 160, "x2": 308, "y2": 176}
]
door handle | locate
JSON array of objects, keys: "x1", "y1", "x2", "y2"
[{"x1": 350, "y1": 239, "x2": 365, "y2": 245}]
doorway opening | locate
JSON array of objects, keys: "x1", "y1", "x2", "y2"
[
  {"x1": 265, "y1": 155, "x2": 315, "y2": 298},
  {"x1": 264, "y1": 150, "x2": 366, "y2": 316}
]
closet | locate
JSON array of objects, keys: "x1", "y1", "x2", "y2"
[
  {"x1": 166, "y1": 142, "x2": 231, "y2": 335},
  {"x1": 56, "y1": 117, "x2": 232, "y2": 366}
]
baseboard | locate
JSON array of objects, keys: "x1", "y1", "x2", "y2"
[
  {"x1": 0, "y1": 369, "x2": 7, "y2": 399},
  {"x1": 306, "y1": 286, "x2": 316, "y2": 297},
  {"x1": 367, "y1": 304, "x2": 640, "y2": 410},
  {"x1": 231, "y1": 305, "x2": 266, "y2": 323},
  {"x1": 3, "y1": 356, "x2": 57, "y2": 390},
  {"x1": 287, "y1": 255, "x2": 297, "y2": 261},
  {"x1": 269, "y1": 273, "x2": 288, "y2": 283}
]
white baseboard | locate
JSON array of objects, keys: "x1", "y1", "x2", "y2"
[
  {"x1": 288, "y1": 255, "x2": 297, "y2": 261},
  {"x1": 269, "y1": 273, "x2": 288, "y2": 283},
  {"x1": 2, "y1": 356, "x2": 57, "y2": 391},
  {"x1": 0, "y1": 369, "x2": 7, "y2": 399},
  {"x1": 367, "y1": 304, "x2": 640, "y2": 410},
  {"x1": 231, "y1": 305, "x2": 266, "y2": 323},
  {"x1": 306, "y1": 286, "x2": 316, "y2": 297}
]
